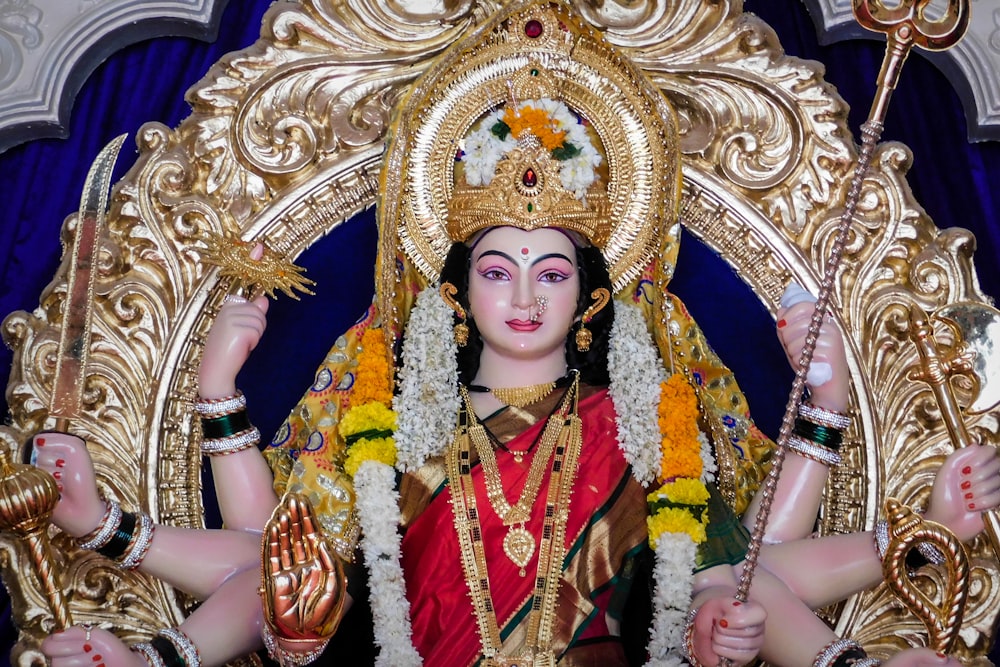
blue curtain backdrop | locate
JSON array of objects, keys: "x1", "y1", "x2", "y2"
[{"x1": 0, "y1": 0, "x2": 997, "y2": 661}]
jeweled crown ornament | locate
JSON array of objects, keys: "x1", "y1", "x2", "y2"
[{"x1": 446, "y1": 70, "x2": 612, "y2": 247}]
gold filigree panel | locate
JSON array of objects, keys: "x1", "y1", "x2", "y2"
[{"x1": 1, "y1": 0, "x2": 997, "y2": 662}]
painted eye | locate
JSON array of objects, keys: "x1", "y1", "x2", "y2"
[
  {"x1": 538, "y1": 271, "x2": 568, "y2": 283},
  {"x1": 480, "y1": 268, "x2": 510, "y2": 281}
]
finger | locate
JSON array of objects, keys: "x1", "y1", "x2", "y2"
[
  {"x1": 723, "y1": 605, "x2": 767, "y2": 629},
  {"x1": 48, "y1": 657, "x2": 96, "y2": 667},
  {"x1": 287, "y1": 497, "x2": 307, "y2": 564},
  {"x1": 316, "y1": 540, "x2": 339, "y2": 573},
  {"x1": 40, "y1": 628, "x2": 89, "y2": 656},
  {"x1": 253, "y1": 294, "x2": 270, "y2": 315},
  {"x1": 278, "y1": 511, "x2": 294, "y2": 570},
  {"x1": 267, "y1": 523, "x2": 283, "y2": 571}
]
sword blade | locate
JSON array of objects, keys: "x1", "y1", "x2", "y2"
[{"x1": 48, "y1": 134, "x2": 127, "y2": 427}]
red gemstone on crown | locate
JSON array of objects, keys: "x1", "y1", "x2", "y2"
[
  {"x1": 524, "y1": 19, "x2": 543, "y2": 38},
  {"x1": 523, "y1": 168, "x2": 537, "y2": 187}
]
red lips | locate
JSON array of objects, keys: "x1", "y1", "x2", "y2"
[{"x1": 506, "y1": 319, "x2": 541, "y2": 332}]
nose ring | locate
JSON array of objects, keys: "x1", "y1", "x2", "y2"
[{"x1": 531, "y1": 295, "x2": 549, "y2": 322}]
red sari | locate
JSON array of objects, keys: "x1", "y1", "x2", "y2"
[{"x1": 399, "y1": 388, "x2": 648, "y2": 666}]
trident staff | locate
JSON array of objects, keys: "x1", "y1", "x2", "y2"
[{"x1": 736, "y1": 0, "x2": 972, "y2": 611}]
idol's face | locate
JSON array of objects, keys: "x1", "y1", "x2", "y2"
[{"x1": 467, "y1": 227, "x2": 580, "y2": 366}]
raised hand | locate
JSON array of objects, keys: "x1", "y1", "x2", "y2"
[
  {"x1": 198, "y1": 293, "x2": 269, "y2": 399},
  {"x1": 776, "y1": 284, "x2": 849, "y2": 412},
  {"x1": 42, "y1": 625, "x2": 143, "y2": 667},
  {"x1": 262, "y1": 493, "x2": 347, "y2": 642},
  {"x1": 690, "y1": 596, "x2": 767, "y2": 667},
  {"x1": 925, "y1": 443, "x2": 1000, "y2": 542},
  {"x1": 31, "y1": 433, "x2": 106, "y2": 538}
]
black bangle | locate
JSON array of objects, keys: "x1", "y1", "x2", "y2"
[
  {"x1": 794, "y1": 417, "x2": 844, "y2": 450},
  {"x1": 201, "y1": 410, "x2": 252, "y2": 439},
  {"x1": 831, "y1": 647, "x2": 869, "y2": 667},
  {"x1": 97, "y1": 511, "x2": 136, "y2": 560},
  {"x1": 151, "y1": 635, "x2": 186, "y2": 667}
]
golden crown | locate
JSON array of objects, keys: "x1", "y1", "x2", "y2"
[{"x1": 447, "y1": 90, "x2": 612, "y2": 247}]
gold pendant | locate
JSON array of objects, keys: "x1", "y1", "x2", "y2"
[{"x1": 503, "y1": 525, "x2": 536, "y2": 576}]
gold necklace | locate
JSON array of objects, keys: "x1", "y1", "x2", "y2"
[
  {"x1": 447, "y1": 374, "x2": 583, "y2": 666},
  {"x1": 468, "y1": 380, "x2": 558, "y2": 408}
]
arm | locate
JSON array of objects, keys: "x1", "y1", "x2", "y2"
[
  {"x1": 33, "y1": 432, "x2": 260, "y2": 599},
  {"x1": 198, "y1": 294, "x2": 280, "y2": 531},
  {"x1": 756, "y1": 443, "x2": 1000, "y2": 609},
  {"x1": 41, "y1": 567, "x2": 266, "y2": 667},
  {"x1": 743, "y1": 287, "x2": 850, "y2": 543}
]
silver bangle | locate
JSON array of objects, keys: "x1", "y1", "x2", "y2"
[
  {"x1": 261, "y1": 622, "x2": 330, "y2": 667},
  {"x1": 78, "y1": 500, "x2": 122, "y2": 551},
  {"x1": 916, "y1": 541, "x2": 946, "y2": 565},
  {"x1": 853, "y1": 658, "x2": 882, "y2": 667},
  {"x1": 160, "y1": 627, "x2": 202, "y2": 667},
  {"x1": 787, "y1": 435, "x2": 843, "y2": 466},
  {"x1": 874, "y1": 519, "x2": 945, "y2": 566},
  {"x1": 798, "y1": 402, "x2": 851, "y2": 430},
  {"x1": 874, "y1": 520, "x2": 889, "y2": 561},
  {"x1": 194, "y1": 391, "x2": 246, "y2": 417},
  {"x1": 132, "y1": 642, "x2": 166, "y2": 667},
  {"x1": 201, "y1": 426, "x2": 261, "y2": 456},
  {"x1": 119, "y1": 513, "x2": 155, "y2": 570}
]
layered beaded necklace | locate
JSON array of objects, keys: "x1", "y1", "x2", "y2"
[{"x1": 446, "y1": 373, "x2": 583, "y2": 666}]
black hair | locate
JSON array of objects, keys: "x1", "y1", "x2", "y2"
[{"x1": 438, "y1": 238, "x2": 614, "y2": 387}]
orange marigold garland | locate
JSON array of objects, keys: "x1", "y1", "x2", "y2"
[
  {"x1": 341, "y1": 327, "x2": 398, "y2": 476},
  {"x1": 647, "y1": 373, "x2": 710, "y2": 549},
  {"x1": 350, "y1": 328, "x2": 393, "y2": 408},
  {"x1": 657, "y1": 373, "x2": 703, "y2": 481},
  {"x1": 502, "y1": 105, "x2": 566, "y2": 150}
]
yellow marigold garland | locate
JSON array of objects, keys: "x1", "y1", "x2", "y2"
[
  {"x1": 647, "y1": 374, "x2": 711, "y2": 549},
  {"x1": 344, "y1": 437, "x2": 397, "y2": 478},
  {"x1": 339, "y1": 402, "x2": 397, "y2": 438},
  {"x1": 341, "y1": 327, "x2": 397, "y2": 478}
]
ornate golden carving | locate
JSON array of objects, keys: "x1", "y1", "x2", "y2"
[{"x1": 1, "y1": 0, "x2": 997, "y2": 663}]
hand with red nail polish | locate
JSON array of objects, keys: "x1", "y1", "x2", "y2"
[
  {"x1": 691, "y1": 595, "x2": 766, "y2": 667},
  {"x1": 28, "y1": 432, "x2": 106, "y2": 539},
  {"x1": 41, "y1": 625, "x2": 144, "y2": 667},
  {"x1": 775, "y1": 284, "x2": 850, "y2": 412},
  {"x1": 925, "y1": 444, "x2": 1000, "y2": 542}
]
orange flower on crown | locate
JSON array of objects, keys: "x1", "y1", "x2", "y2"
[
  {"x1": 503, "y1": 105, "x2": 567, "y2": 150},
  {"x1": 657, "y1": 373, "x2": 703, "y2": 481}
]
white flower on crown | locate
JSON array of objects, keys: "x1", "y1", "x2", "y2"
[{"x1": 460, "y1": 98, "x2": 603, "y2": 199}]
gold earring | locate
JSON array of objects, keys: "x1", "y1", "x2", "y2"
[
  {"x1": 575, "y1": 288, "x2": 611, "y2": 352},
  {"x1": 440, "y1": 282, "x2": 469, "y2": 347}
]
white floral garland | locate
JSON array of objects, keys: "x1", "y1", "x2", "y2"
[
  {"x1": 607, "y1": 301, "x2": 667, "y2": 485},
  {"x1": 392, "y1": 285, "x2": 460, "y2": 471},
  {"x1": 645, "y1": 533, "x2": 698, "y2": 667},
  {"x1": 354, "y1": 460, "x2": 422, "y2": 666},
  {"x1": 461, "y1": 98, "x2": 603, "y2": 198},
  {"x1": 359, "y1": 293, "x2": 715, "y2": 665}
]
